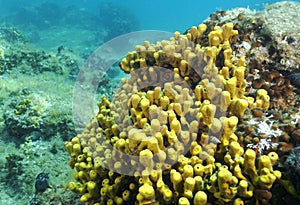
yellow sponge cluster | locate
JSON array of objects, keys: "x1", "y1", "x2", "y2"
[{"x1": 65, "y1": 23, "x2": 280, "y2": 205}]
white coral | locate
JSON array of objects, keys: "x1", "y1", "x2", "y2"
[
  {"x1": 257, "y1": 121, "x2": 282, "y2": 138},
  {"x1": 247, "y1": 118, "x2": 281, "y2": 155},
  {"x1": 247, "y1": 138, "x2": 278, "y2": 155}
]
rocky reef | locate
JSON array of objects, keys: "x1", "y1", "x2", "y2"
[
  {"x1": 65, "y1": 2, "x2": 300, "y2": 205},
  {"x1": 0, "y1": 26, "x2": 121, "y2": 204}
]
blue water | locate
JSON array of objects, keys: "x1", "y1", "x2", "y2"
[{"x1": 0, "y1": 0, "x2": 299, "y2": 33}]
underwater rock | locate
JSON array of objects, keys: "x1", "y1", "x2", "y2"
[
  {"x1": 0, "y1": 27, "x2": 27, "y2": 44},
  {"x1": 30, "y1": 131, "x2": 42, "y2": 141},
  {"x1": 203, "y1": 2, "x2": 300, "y2": 109},
  {"x1": 284, "y1": 146, "x2": 300, "y2": 195},
  {"x1": 3, "y1": 87, "x2": 76, "y2": 142},
  {"x1": 3, "y1": 90, "x2": 45, "y2": 139},
  {"x1": 35, "y1": 173, "x2": 50, "y2": 194},
  {"x1": 287, "y1": 72, "x2": 300, "y2": 88}
]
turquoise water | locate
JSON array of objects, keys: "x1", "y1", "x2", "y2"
[
  {"x1": 0, "y1": 0, "x2": 299, "y2": 32},
  {"x1": 0, "y1": 0, "x2": 299, "y2": 52}
]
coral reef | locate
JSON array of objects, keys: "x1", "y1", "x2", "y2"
[
  {"x1": 0, "y1": 26, "x2": 84, "y2": 142},
  {"x1": 4, "y1": 89, "x2": 48, "y2": 138},
  {"x1": 0, "y1": 1, "x2": 298, "y2": 205},
  {"x1": 65, "y1": 19, "x2": 299, "y2": 204},
  {"x1": 2, "y1": 86, "x2": 76, "y2": 142},
  {"x1": 0, "y1": 25, "x2": 123, "y2": 205},
  {"x1": 0, "y1": 25, "x2": 123, "y2": 143},
  {"x1": 0, "y1": 27, "x2": 82, "y2": 76},
  {"x1": 202, "y1": 2, "x2": 300, "y2": 110}
]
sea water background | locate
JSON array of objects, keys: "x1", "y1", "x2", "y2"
[
  {"x1": 0, "y1": 0, "x2": 299, "y2": 33},
  {"x1": 0, "y1": 1, "x2": 299, "y2": 204}
]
